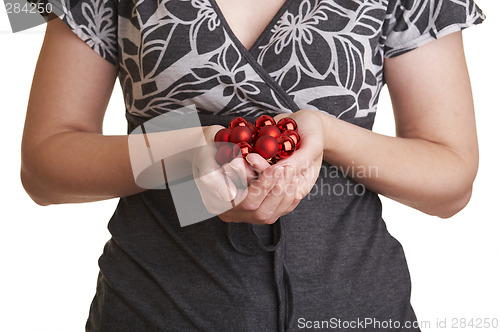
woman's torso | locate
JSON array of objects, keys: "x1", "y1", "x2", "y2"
[{"x1": 89, "y1": 0, "x2": 424, "y2": 330}]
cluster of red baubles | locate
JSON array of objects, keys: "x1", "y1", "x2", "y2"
[{"x1": 214, "y1": 115, "x2": 301, "y2": 166}]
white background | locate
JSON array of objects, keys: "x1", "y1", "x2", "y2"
[{"x1": 0, "y1": 1, "x2": 498, "y2": 331}]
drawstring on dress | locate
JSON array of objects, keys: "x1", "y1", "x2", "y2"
[{"x1": 226, "y1": 218, "x2": 294, "y2": 331}]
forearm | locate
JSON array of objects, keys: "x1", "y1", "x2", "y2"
[
  {"x1": 320, "y1": 113, "x2": 477, "y2": 218},
  {"x1": 21, "y1": 131, "x2": 142, "y2": 205},
  {"x1": 21, "y1": 124, "x2": 218, "y2": 205}
]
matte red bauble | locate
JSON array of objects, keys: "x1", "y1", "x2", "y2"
[
  {"x1": 254, "y1": 115, "x2": 276, "y2": 129},
  {"x1": 254, "y1": 135, "x2": 279, "y2": 160},
  {"x1": 214, "y1": 128, "x2": 232, "y2": 143},
  {"x1": 257, "y1": 125, "x2": 281, "y2": 139},
  {"x1": 277, "y1": 117, "x2": 298, "y2": 132},
  {"x1": 281, "y1": 129, "x2": 300, "y2": 145},
  {"x1": 232, "y1": 142, "x2": 253, "y2": 159},
  {"x1": 276, "y1": 136, "x2": 295, "y2": 159},
  {"x1": 230, "y1": 126, "x2": 254, "y2": 144},
  {"x1": 215, "y1": 144, "x2": 233, "y2": 165}
]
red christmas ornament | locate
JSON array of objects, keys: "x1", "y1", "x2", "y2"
[
  {"x1": 277, "y1": 117, "x2": 298, "y2": 132},
  {"x1": 281, "y1": 129, "x2": 300, "y2": 145},
  {"x1": 214, "y1": 115, "x2": 300, "y2": 165},
  {"x1": 229, "y1": 117, "x2": 257, "y2": 133},
  {"x1": 229, "y1": 117, "x2": 249, "y2": 129},
  {"x1": 215, "y1": 144, "x2": 233, "y2": 166},
  {"x1": 254, "y1": 115, "x2": 276, "y2": 129},
  {"x1": 257, "y1": 125, "x2": 281, "y2": 139},
  {"x1": 232, "y1": 142, "x2": 253, "y2": 159},
  {"x1": 230, "y1": 126, "x2": 254, "y2": 144},
  {"x1": 214, "y1": 128, "x2": 232, "y2": 143},
  {"x1": 254, "y1": 135, "x2": 279, "y2": 160},
  {"x1": 276, "y1": 136, "x2": 295, "y2": 159}
]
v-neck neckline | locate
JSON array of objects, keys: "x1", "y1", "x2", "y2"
[{"x1": 208, "y1": 0, "x2": 293, "y2": 56}]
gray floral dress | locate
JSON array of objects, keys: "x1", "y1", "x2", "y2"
[{"x1": 30, "y1": 0, "x2": 484, "y2": 331}]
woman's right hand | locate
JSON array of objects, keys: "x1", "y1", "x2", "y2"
[{"x1": 192, "y1": 126, "x2": 300, "y2": 225}]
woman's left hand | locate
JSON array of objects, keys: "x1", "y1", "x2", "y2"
[{"x1": 271, "y1": 109, "x2": 326, "y2": 202}]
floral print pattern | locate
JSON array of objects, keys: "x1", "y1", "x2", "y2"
[{"x1": 29, "y1": 0, "x2": 484, "y2": 121}]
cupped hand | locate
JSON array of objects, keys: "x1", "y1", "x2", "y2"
[
  {"x1": 219, "y1": 108, "x2": 327, "y2": 223},
  {"x1": 193, "y1": 125, "x2": 299, "y2": 225},
  {"x1": 218, "y1": 153, "x2": 300, "y2": 224},
  {"x1": 192, "y1": 125, "x2": 242, "y2": 215},
  {"x1": 273, "y1": 109, "x2": 326, "y2": 201}
]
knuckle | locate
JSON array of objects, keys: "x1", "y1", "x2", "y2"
[
  {"x1": 218, "y1": 214, "x2": 231, "y2": 223},
  {"x1": 271, "y1": 183, "x2": 286, "y2": 195},
  {"x1": 264, "y1": 218, "x2": 277, "y2": 225},
  {"x1": 285, "y1": 205, "x2": 297, "y2": 215},
  {"x1": 258, "y1": 177, "x2": 272, "y2": 190},
  {"x1": 254, "y1": 210, "x2": 272, "y2": 222},
  {"x1": 241, "y1": 200, "x2": 259, "y2": 211}
]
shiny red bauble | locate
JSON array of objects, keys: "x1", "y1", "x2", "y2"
[
  {"x1": 277, "y1": 117, "x2": 298, "y2": 132},
  {"x1": 276, "y1": 136, "x2": 295, "y2": 159},
  {"x1": 254, "y1": 115, "x2": 276, "y2": 129},
  {"x1": 232, "y1": 142, "x2": 253, "y2": 159},
  {"x1": 229, "y1": 117, "x2": 256, "y2": 132},
  {"x1": 281, "y1": 129, "x2": 300, "y2": 145},
  {"x1": 229, "y1": 117, "x2": 249, "y2": 129},
  {"x1": 257, "y1": 125, "x2": 281, "y2": 139},
  {"x1": 214, "y1": 128, "x2": 232, "y2": 143},
  {"x1": 215, "y1": 144, "x2": 233, "y2": 165},
  {"x1": 230, "y1": 126, "x2": 254, "y2": 144},
  {"x1": 254, "y1": 135, "x2": 279, "y2": 160},
  {"x1": 213, "y1": 115, "x2": 300, "y2": 166}
]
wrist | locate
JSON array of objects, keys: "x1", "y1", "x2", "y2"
[{"x1": 313, "y1": 110, "x2": 335, "y2": 153}]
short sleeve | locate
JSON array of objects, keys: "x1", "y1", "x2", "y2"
[
  {"x1": 27, "y1": 0, "x2": 118, "y2": 66},
  {"x1": 383, "y1": 0, "x2": 485, "y2": 58}
]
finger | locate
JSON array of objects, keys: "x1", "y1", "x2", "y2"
[
  {"x1": 218, "y1": 166, "x2": 290, "y2": 224},
  {"x1": 256, "y1": 166, "x2": 294, "y2": 221},
  {"x1": 273, "y1": 114, "x2": 289, "y2": 123},
  {"x1": 194, "y1": 172, "x2": 236, "y2": 216},
  {"x1": 280, "y1": 175, "x2": 300, "y2": 209},
  {"x1": 221, "y1": 163, "x2": 244, "y2": 188},
  {"x1": 243, "y1": 165, "x2": 284, "y2": 207},
  {"x1": 282, "y1": 178, "x2": 301, "y2": 215},
  {"x1": 221, "y1": 171, "x2": 237, "y2": 208},
  {"x1": 274, "y1": 145, "x2": 312, "y2": 172},
  {"x1": 227, "y1": 156, "x2": 257, "y2": 187},
  {"x1": 198, "y1": 168, "x2": 237, "y2": 202},
  {"x1": 246, "y1": 153, "x2": 271, "y2": 177}
]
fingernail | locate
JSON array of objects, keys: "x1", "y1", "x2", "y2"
[{"x1": 245, "y1": 154, "x2": 257, "y2": 167}]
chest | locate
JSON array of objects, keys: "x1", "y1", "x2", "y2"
[
  {"x1": 214, "y1": 0, "x2": 287, "y2": 50},
  {"x1": 119, "y1": 0, "x2": 389, "y2": 119}
]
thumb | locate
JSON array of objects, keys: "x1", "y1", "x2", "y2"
[{"x1": 245, "y1": 153, "x2": 271, "y2": 175}]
